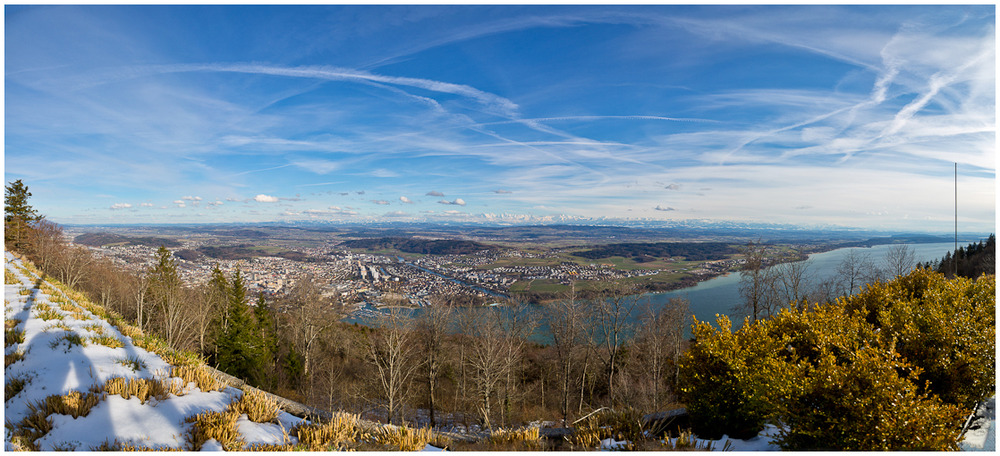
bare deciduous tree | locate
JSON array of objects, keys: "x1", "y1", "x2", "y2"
[
  {"x1": 86, "y1": 257, "x2": 122, "y2": 311},
  {"x1": 280, "y1": 275, "x2": 339, "y2": 392},
  {"x1": 25, "y1": 219, "x2": 64, "y2": 275},
  {"x1": 459, "y1": 308, "x2": 507, "y2": 430},
  {"x1": 129, "y1": 272, "x2": 151, "y2": 332},
  {"x1": 735, "y1": 240, "x2": 780, "y2": 322},
  {"x1": 543, "y1": 282, "x2": 589, "y2": 425},
  {"x1": 884, "y1": 244, "x2": 916, "y2": 278},
  {"x1": 592, "y1": 282, "x2": 642, "y2": 407},
  {"x1": 148, "y1": 247, "x2": 194, "y2": 351},
  {"x1": 364, "y1": 308, "x2": 420, "y2": 424},
  {"x1": 629, "y1": 297, "x2": 690, "y2": 412},
  {"x1": 836, "y1": 249, "x2": 881, "y2": 297},
  {"x1": 191, "y1": 282, "x2": 222, "y2": 355},
  {"x1": 415, "y1": 301, "x2": 453, "y2": 428},
  {"x1": 497, "y1": 300, "x2": 537, "y2": 428},
  {"x1": 55, "y1": 244, "x2": 93, "y2": 289},
  {"x1": 772, "y1": 260, "x2": 812, "y2": 306}
]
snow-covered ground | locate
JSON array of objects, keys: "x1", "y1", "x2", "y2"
[
  {"x1": 960, "y1": 397, "x2": 996, "y2": 451},
  {"x1": 4, "y1": 252, "x2": 306, "y2": 450}
]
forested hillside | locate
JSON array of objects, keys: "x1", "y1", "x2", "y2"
[
  {"x1": 925, "y1": 234, "x2": 996, "y2": 278},
  {"x1": 73, "y1": 232, "x2": 181, "y2": 248},
  {"x1": 573, "y1": 242, "x2": 737, "y2": 262},
  {"x1": 340, "y1": 237, "x2": 495, "y2": 255}
]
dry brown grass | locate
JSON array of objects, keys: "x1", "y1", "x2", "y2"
[
  {"x1": 5, "y1": 327, "x2": 25, "y2": 347},
  {"x1": 5, "y1": 317, "x2": 21, "y2": 329},
  {"x1": 114, "y1": 355, "x2": 148, "y2": 372},
  {"x1": 39, "y1": 390, "x2": 103, "y2": 419},
  {"x1": 245, "y1": 442, "x2": 295, "y2": 451},
  {"x1": 565, "y1": 416, "x2": 611, "y2": 450},
  {"x1": 157, "y1": 348, "x2": 202, "y2": 367},
  {"x1": 5, "y1": 349, "x2": 25, "y2": 368},
  {"x1": 490, "y1": 426, "x2": 543, "y2": 450},
  {"x1": 5, "y1": 268, "x2": 20, "y2": 284},
  {"x1": 7, "y1": 410, "x2": 52, "y2": 451},
  {"x1": 185, "y1": 410, "x2": 245, "y2": 451},
  {"x1": 5, "y1": 375, "x2": 29, "y2": 402},
  {"x1": 291, "y1": 412, "x2": 362, "y2": 450},
  {"x1": 101, "y1": 376, "x2": 181, "y2": 404},
  {"x1": 171, "y1": 365, "x2": 225, "y2": 392},
  {"x1": 9, "y1": 391, "x2": 101, "y2": 451},
  {"x1": 89, "y1": 334, "x2": 124, "y2": 349},
  {"x1": 43, "y1": 321, "x2": 72, "y2": 332},
  {"x1": 117, "y1": 323, "x2": 143, "y2": 340},
  {"x1": 230, "y1": 387, "x2": 280, "y2": 423},
  {"x1": 90, "y1": 439, "x2": 183, "y2": 451},
  {"x1": 50, "y1": 332, "x2": 87, "y2": 350},
  {"x1": 33, "y1": 306, "x2": 63, "y2": 321},
  {"x1": 370, "y1": 425, "x2": 434, "y2": 451}
]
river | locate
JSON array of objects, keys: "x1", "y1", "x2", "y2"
[{"x1": 346, "y1": 242, "x2": 965, "y2": 342}]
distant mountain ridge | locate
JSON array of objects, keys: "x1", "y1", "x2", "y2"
[
  {"x1": 572, "y1": 242, "x2": 738, "y2": 262},
  {"x1": 339, "y1": 237, "x2": 495, "y2": 255},
  {"x1": 74, "y1": 232, "x2": 181, "y2": 248}
]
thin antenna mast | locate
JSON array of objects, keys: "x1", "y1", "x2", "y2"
[{"x1": 954, "y1": 162, "x2": 958, "y2": 276}]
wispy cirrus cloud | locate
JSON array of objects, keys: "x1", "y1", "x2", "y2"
[{"x1": 5, "y1": 6, "x2": 992, "y2": 230}]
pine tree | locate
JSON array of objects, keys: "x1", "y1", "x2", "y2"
[{"x1": 5, "y1": 179, "x2": 40, "y2": 251}]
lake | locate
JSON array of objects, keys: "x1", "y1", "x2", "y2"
[
  {"x1": 346, "y1": 242, "x2": 965, "y2": 341},
  {"x1": 645, "y1": 241, "x2": 961, "y2": 334}
]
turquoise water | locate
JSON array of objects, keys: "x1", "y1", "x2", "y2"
[{"x1": 347, "y1": 242, "x2": 964, "y2": 341}]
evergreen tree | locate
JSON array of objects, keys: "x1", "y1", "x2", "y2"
[
  {"x1": 253, "y1": 294, "x2": 279, "y2": 388},
  {"x1": 5, "y1": 179, "x2": 40, "y2": 251},
  {"x1": 934, "y1": 235, "x2": 995, "y2": 278},
  {"x1": 215, "y1": 269, "x2": 269, "y2": 386},
  {"x1": 204, "y1": 264, "x2": 230, "y2": 364}
]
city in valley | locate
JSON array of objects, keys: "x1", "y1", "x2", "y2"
[{"x1": 63, "y1": 222, "x2": 949, "y2": 316}]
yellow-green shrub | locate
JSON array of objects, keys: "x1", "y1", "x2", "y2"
[
  {"x1": 773, "y1": 345, "x2": 965, "y2": 450},
  {"x1": 678, "y1": 269, "x2": 994, "y2": 450},
  {"x1": 678, "y1": 313, "x2": 796, "y2": 440},
  {"x1": 845, "y1": 269, "x2": 995, "y2": 409}
]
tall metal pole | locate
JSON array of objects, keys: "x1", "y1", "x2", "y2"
[{"x1": 955, "y1": 162, "x2": 958, "y2": 276}]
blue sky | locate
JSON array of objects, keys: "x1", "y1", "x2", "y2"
[{"x1": 4, "y1": 5, "x2": 995, "y2": 232}]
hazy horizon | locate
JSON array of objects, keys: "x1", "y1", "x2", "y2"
[{"x1": 5, "y1": 5, "x2": 995, "y2": 232}]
